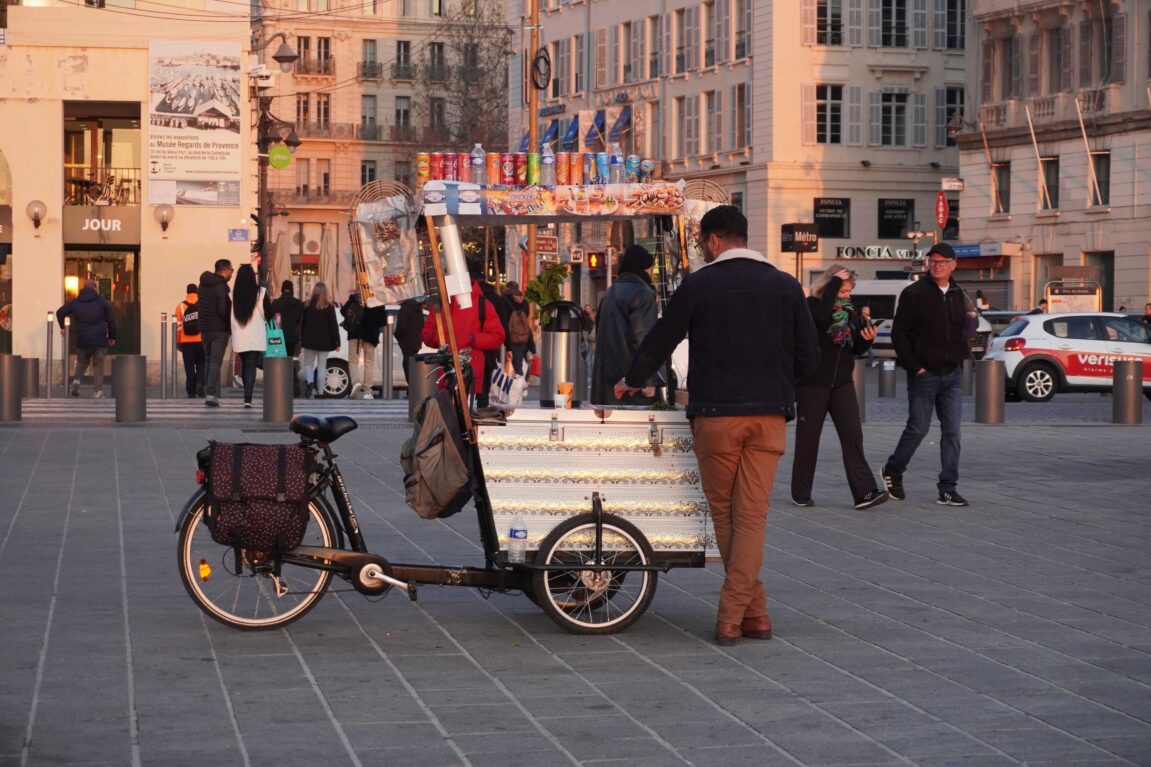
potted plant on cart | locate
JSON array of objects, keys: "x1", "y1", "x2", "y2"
[{"x1": 523, "y1": 262, "x2": 572, "y2": 385}]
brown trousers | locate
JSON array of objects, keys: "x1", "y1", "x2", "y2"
[{"x1": 691, "y1": 415, "x2": 786, "y2": 625}]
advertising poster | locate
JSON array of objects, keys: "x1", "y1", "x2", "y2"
[
  {"x1": 351, "y1": 196, "x2": 422, "y2": 306},
  {"x1": 147, "y1": 41, "x2": 243, "y2": 206}
]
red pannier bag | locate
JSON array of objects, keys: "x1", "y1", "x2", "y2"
[{"x1": 205, "y1": 442, "x2": 313, "y2": 551}]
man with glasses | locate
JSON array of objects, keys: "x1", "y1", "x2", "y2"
[{"x1": 882, "y1": 242, "x2": 971, "y2": 507}]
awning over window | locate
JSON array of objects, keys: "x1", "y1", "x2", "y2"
[
  {"x1": 561, "y1": 116, "x2": 580, "y2": 150},
  {"x1": 584, "y1": 111, "x2": 606, "y2": 147},
  {"x1": 608, "y1": 105, "x2": 632, "y2": 142},
  {"x1": 542, "y1": 119, "x2": 559, "y2": 145}
]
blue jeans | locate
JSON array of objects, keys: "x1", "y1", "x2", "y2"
[{"x1": 886, "y1": 368, "x2": 962, "y2": 493}]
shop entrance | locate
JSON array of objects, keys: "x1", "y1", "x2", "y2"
[{"x1": 63, "y1": 249, "x2": 140, "y2": 354}]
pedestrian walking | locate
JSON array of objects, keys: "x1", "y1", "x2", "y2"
[
  {"x1": 174, "y1": 283, "x2": 205, "y2": 398},
  {"x1": 502, "y1": 282, "x2": 535, "y2": 377},
  {"x1": 421, "y1": 265, "x2": 505, "y2": 401},
  {"x1": 198, "y1": 259, "x2": 233, "y2": 407},
  {"x1": 229, "y1": 265, "x2": 269, "y2": 408},
  {"x1": 881, "y1": 242, "x2": 972, "y2": 507},
  {"x1": 615, "y1": 205, "x2": 820, "y2": 646},
  {"x1": 592, "y1": 244, "x2": 662, "y2": 407},
  {"x1": 473, "y1": 266, "x2": 511, "y2": 408},
  {"x1": 342, "y1": 291, "x2": 388, "y2": 399},
  {"x1": 790, "y1": 266, "x2": 888, "y2": 510},
  {"x1": 298, "y1": 282, "x2": 340, "y2": 398},
  {"x1": 270, "y1": 280, "x2": 304, "y2": 357},
  {"x1": 394, "y1": 297, "x2": 425, "y2": 385},
  {"x1": 56, "y1": 279, "x2": 116, "y2": 399}
]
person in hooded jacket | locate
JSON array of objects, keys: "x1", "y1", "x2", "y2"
[
  {"x1": 394, "y1": 297, "x2": 426, "y2": 385},
  {"x1": 591, "y1": 244, "x2": 662, "y2": 407},
  {"x1": 230, "y1": 264, "x2": 270, "y2": 408},
  {"x1": 298, "y1": 282, "x2": 341, "y2": 398},
  {"x1": 57, "y1": 279, "x2": 117, "y2": 398},
  {"x1": 421, "y1": 267, "x2": 505, "y2": 399},
  {"x1": 790, "y1": 266, "x2": 888, "y2": 511},
  {"x1": 198, "y1": 258, "x2": 233, "y2": 406},
  {"x1": 270, "y1": 280, "x2": 304, "y2": 356},
  {"x1": 174, "y1": 284, "x2": 205, "y2": 398}
]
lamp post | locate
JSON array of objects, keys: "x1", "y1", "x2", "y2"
[{"x1": 251, "y1": 30, "x2": 299, "y2": 284}]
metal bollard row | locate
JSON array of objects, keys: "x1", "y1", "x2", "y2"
[
  {"x1": 1112, "y1": 360, "x2": 1143, "y2": 425},
  {"x1": 975, "y1": 359, "x2": 1005, "y2": 424},
  {"x1": 0, "y1": 354, "x2": 23, "y2": 422}
]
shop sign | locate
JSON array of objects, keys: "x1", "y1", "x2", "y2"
[
  {"x1": 63, "y1": 206, "x2": 141, "y2": 245},
  {"x1": 813, "y1": 198, "x2": 850, "y2": 238},
  {"x1": 877, "y1": 198, "x2": 914, "y2": 239},
  {"x1": 941, "y1": 177, "x2": 965, "y2": 191},
  {"x1": 835, "y1": 245, "x2": 921, "y2": 260},
  {"x1": 0, "y1": 206, "x2": 11, "y2": 244},
  {"x1": 539, "y1": 104, "x2": 567, "y2": 117},
  {"x1": 537, "y1": 235, "x2": 559, "y2": 256}
]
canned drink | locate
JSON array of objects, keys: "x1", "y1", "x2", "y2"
[
  {"x1": 487, "y1": 153, "x2": 502, "y2": 186},
  {"x1": 595, "y1": 152, "x2": 610, "y2": 185},
  {"x1": 555, "y1": 152, "x2": 570, "y2": 185},
  {"x1": 442, "y1": 152, "x2": 458, "y2": 182},
  {"x1": 568, "y1": 152, "x2": 583, "y2": 185},
  {"x1": 583, "y1": 152, "x2": 598, "y2": 184},
  {"x1": 639, "y1": 159, "x2": 655, "y2": 183},
  {"x1": 500, "y1": 153, "x2": 516, "y2": 185},
  {"x1": 429, "y1": 152, "x2": 445, "y2": 181},
  {"x1": 514, "y1": 153, "x2": 528, "y2": 186},
  {"x1": 416, "y1": 152, "x2": 431, "y2": 188},
  {"x1": 457, "y1": 155, "x2": 472, "y2": 184},
  {"x1": 624, "y1": 155, "x2": 641, "y2": 183},
  {"x1": 527, "y1": 152, "x2": 540, "y2": 185}
]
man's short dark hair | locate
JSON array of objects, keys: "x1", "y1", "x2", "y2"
[
  {"x1": 699, "y1": 205, "x2": 748, "y2": 244},
  {"x1": 214, "y1": 258, "x2": 233, "y2": 273},
  {"x1": 186, "y1": 283, "x2": 198, "y2": 293},
  {"x1": 281, "y1": 280, "x2": 294, "y2": 294}
]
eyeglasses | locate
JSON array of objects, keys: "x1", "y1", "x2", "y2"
[{"x1": 927, "y1": 259, "x2": 955, "y2": 268}]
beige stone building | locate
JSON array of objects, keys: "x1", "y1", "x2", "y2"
[
  {"x1": 510, "y1": 0, "x2": 970, "y2": 290},
  {"x1": 956, "y1": 0, "x2": 1150, "y2": 311}
]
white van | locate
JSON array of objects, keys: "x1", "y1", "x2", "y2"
[{"x1": 850, "y1": 278, "x2": 992, "y2": 360}]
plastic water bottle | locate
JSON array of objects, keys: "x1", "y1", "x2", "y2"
[
  {"x1": 508, "y1": 514, "x2": 527, "y2": 563},
  {"x1": 470, "y1": 143, "x2": 486, "y2": 186},
  {"x1": 609, "y1": 142, "x2": 625, "y2": 183},
  {"x1": 540, "y1": 143, "x2": 557, "y2": 186}
]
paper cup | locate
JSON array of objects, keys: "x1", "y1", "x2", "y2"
[
  {"x1": 554, "y1": 392, "x2": 569, "y2": 409},
  {"x1": 557, "y1": 381, "x2": 573, "y2": 408}
]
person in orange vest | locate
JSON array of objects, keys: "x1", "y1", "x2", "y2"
[{"x1": 175, "y1": 283, "x2": 205, "y2": 398}]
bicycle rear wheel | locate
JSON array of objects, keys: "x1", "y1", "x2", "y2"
[{"x1": 177, "y1": 497, "x2": 336, "y2": 630}]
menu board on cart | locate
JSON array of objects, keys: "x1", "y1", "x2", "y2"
[{"x1": 418, "y1": 181, "x2": 687, "y2": 221}]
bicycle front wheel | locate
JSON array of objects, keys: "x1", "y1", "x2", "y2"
[{"x1": 177, "y1": 497, "x2": 337, "y2": 630}]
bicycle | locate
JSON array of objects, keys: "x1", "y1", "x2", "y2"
[{"x1": 176, "y1": 349, "x2": 666, "y2": 634}]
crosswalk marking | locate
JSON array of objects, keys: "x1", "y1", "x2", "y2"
[{"x1": 15, "y1": 397, "x2": 414, "y2": 425}]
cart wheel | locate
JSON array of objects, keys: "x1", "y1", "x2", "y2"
[{"x1": 531, "y1": 513, "x2": 657, "y2": 635}]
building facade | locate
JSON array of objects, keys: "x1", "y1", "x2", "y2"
[
  {"x1": 957, "y1": 0, "x2": 1150, "y2": 311},
  {"x1": 510, "y1": 0, "x2": 971, "y2": 289}
]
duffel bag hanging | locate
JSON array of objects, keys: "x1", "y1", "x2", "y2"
[{"x1": 205, "y1": 442, "x2": 313, "y2": 551}]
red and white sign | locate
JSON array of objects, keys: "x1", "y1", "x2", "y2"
[{"x1": 935, "y1": 191, "x2": 950, "y2": 229}]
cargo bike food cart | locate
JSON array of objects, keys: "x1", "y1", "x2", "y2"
[{"x1": 176, "y1": 180, "x2": 716, "y2": 635}]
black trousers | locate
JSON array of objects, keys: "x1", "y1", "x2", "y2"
[
  {"x1": 791, "y1": 382, "x2": 878, "y2": 504},
  {"x1": 179, "y1": 342, "x2": 206, "y2": 396}
]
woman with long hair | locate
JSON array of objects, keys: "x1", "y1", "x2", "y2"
[
  {"x1": 790, "y1": 264, "x2": 888, "y2": 510},
  {"x1": 590, "y1": 244, "x2": 662, "y2": 406},
  {"x1": 298, "y1": 281, "x2": 341, "y2": 398},
  {"x1": 229, "y1": 264, "x2": 269, "y2": 408}
]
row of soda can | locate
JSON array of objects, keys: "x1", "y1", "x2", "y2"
[{"x1": 416, "y1": 151, "x2": 655, "y2": 187}]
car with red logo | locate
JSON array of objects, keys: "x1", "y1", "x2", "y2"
[{"x1": 983, "y1": 312, "x2": 1151, "y2": 402}]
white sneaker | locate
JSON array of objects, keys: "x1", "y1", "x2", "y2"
[
  {"x1": 350, "y1": 382, "x2": 363, "y2": 398},
  {"x1": 361, "y1": 392, "x2": 374, "y2": 400},
  {"x1": 93, "y1": 390, "x2": 105, "y2": 399}
]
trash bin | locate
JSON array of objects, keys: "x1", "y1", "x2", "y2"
[
  {"x1": 113, "y1": 355, "x2": 147, "y2": 423},
  {"x1": 263, "y1": 356, "x2": 294, "y2": 423},
  {"x1": 539, "y1": 301, "x2": 586, "y2": 408},
  {"x1": 22, "y1": 357, "x2": 41, "y2": 399},
  {"x1": 0, "y1": 354, "x2": 23, "y2": 422}
]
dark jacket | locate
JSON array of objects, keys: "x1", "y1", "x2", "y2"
[
  {"x1": 477, "y1": 280, "x2": 511, "y2": 341},
  {"x1": 57, "y1": 288, "x2": 116, "y2": 349},
  {"x1": 798, "y1": 276, "x2": 874, "y2": 389},
  {"x1": 592, "y1": 273, "x2": 661, "y2": 406},
  {"x1": 270, "y1": 293, "x2": 304, "y2": 345},
  {"x1": 197, "y1": 271, "x2": 232, "y2": 335},
  {"x1": 350, "y1": 304, "x2": 388, "y2": 344},
  {"x1": 300, "y1": 302, "x2": 341, "y2": 352},
  {"x1": 891, "y1": 277, "x2": 970, "y2": 374},
  {"x1": 507, "y1": 300, "x2": 536, "y2": 353},
  {"x1": 394, "y1": 298, "x2": 425, "y2": 357},
  {"x1": 624, "y1": 253, "x2": 820, "y2": 419}
]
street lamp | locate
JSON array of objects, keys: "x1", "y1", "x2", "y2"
[
  {"x1": 252, "y1": 30, "x2": 299, "y2": 73},
  {"x1": 256, "y1": 95, "x2": 298, "y2": 283}
]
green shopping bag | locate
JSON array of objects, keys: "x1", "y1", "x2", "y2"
[{"x1": 265, "y1": 320, "x2": 287, "y2": 358}]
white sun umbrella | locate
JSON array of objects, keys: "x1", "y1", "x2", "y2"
[{"x1": 318, "y1": 223, "x2": 338, "y2": 292}]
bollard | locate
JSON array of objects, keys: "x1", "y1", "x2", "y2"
[
  {"x1": 22, "y1": 358, "x2": 41, "y2": 399},
  {"x1": 0, "y1": 355, "x2": 23, "y2": 422},
  {"x1": 975, "y1": 359, "x2": 1005, "y2": 424},
  {"x1": 962, "y1": 358, "x2": 974, "y2": 396},
  {"x1": 380, "y1": 322, "x2": 394, "y2": 400},
  {"x1": 263, "y1": 356, "x2": 294, "y2": 423},
  {"x1": 62, "y1": 316, "x2": 71, "y2": 390},
  {"x1": 853, "y1": 358, "x2": 867, "y2": 423},
  {"x1": 113, "y1": 355, "x2": 147, "y2": 423},
  {"x1": 159, "y1": 312, "x2": 168, "y2": 400},
  {"x1": 408, "y1": 358, "x2": 437, "y2": 420},
  {"x1": 45, "y1": 312, "x2": 55, "y2": 399},
  {"x1": 170, "y1": 315, "x2": 179, "y2": 398},
  {"x1": 878, "y1": 359, "x2": 897, "y2": 397},
  {"x1": 1112, "y1": 360, "x2": 1143, "y2": 425}
]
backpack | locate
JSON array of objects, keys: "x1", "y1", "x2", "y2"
[
  {"x1": 203, "y1": 442, "x2": 314, "y2": 551},
  {"x1": 341, "y1": 300, "x2": 364, "y2": 336},
  {"x1": 400, "y1": 389, "x2": 473, "y2": 520},
  {"x1": 182, "y1": 302, "x2": 201, "y2": 336},
  {"x1": 508, "y1": 309, "x2": 531, "y2": 345}
]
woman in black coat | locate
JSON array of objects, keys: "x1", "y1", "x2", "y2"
[
  {"x1": 297, "y1": 282, "x2": 341, "y2": 398},
  {"x1": 790, "y1": 266, "x2": 888, "y2": 510},
  {"x1": 590, "y1": 244, "x2": 662, "y2": 407}
]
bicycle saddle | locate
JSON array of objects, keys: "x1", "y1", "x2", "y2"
[{"x1": 289, "y1": 414, "x2": 358, "y2": 443}]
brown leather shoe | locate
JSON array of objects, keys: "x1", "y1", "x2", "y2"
[
  {"x1": 741, "y1": 615, "x2": 773, "y2": 640},
  {"x1": 715, "y1": 621, "x2": 742, "y2": 646}
]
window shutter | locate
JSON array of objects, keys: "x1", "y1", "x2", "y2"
[
  {"x1": 934, "y1": 87, "x2": 947, "y2": 148},
  {"x1": 802, "y1": 0, "x2": 816, "y2": 46},
  {"x1": 981, "y1": 38, "x2": 994, "y2": 101},
  {"x1": 912, "y1": 92, "x2": 927, "y2": 147},
  {"x1": 742, "y1": 0, "x2": 753, "y2": 53},
  {"x1": 912, "y1": 0, "x2": 928, "y2": 49},
  {"x1": 560, "y1": 38, "x2": 571, "y2": 94},
  {"x1": 1060, "y1": 26, "x2": 1073, "y2": 91},
  {"x1": 1027, "y1": 32, "x2": 1040, "y2": 96},
  {"x1": 1010, "y1": 36, "x2": 1022, "y2": 98},
  {"x1": 847, "y1": 0, "x2": 864, "y2": 46},
  {"x1": 802, "y1": 83, "x2": 817, "y2": 144},
  {"x1": 868, "y1": 91, "x2": 882, "y2": 146},
  {"x1": 1078, "y1": 21, "x2": 1092, "y2": 87},
  {"x1": 1109, "y1": 14, "x2": 1126, "y2": 84},
  {"x1": 688, "y1": 6, "x2": 700, "y2": 71},
  {"x1": 932, "y1": 0, "x2": 946, "y2": 49},
  {"x1": 662, "y1": 13, "x2": 672, "y2": 76},
  {"x1": 712, "y1": 90, "x2": 723, "y2": 152},
  {"x1": 718, "y1": 0, "x2": 730, "y2": 62},
  {"x1": 730, "y1": 84, "x2": 737, "y2": 148},
  {"x1": 595, "y1": 27, "x2": 607, "y2": 88},
  {"x1": 631, "y1": 22, "x2": 642, "y2": 82},
  {"x1": 868, "y1": 0, "x2": 882, "y2": 47},
  {"x1": 847, "y1": 85, "x2": 862, "y2": 145},
  {"x1": 687, "y1": 95, "x2": 699, "y2": 155},
  {"x1": 610, "y1": 25, "x2": 619, "y2": 85}
]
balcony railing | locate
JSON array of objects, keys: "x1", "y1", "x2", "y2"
[
  {"x1": 357, "y1": 61, "x2": 384, "y2": 79},
  {"x1": 734, "y1": 32, "x2": 747, "y2": 59},
  {"x1": 458, "y1": 65, "x2": 481, "y2": 83},
  {"x1": 270, "y1": 188, "x2": 357, "y2": 206},
  {"x1": 392, "y1": 62, "x2": 416, "y2": 80},
  {"x1": 390, "y1": 124, "x2": 418, "y2": 142},
  {"x1": 425, "y1": 64, "x2": 449, "y2": 82},
  {"x1": 704, "y1": 41, "x2": 716, "y2": 67},
  {"x1": 423, "y1": 126, "x2": 451, "y2": 145},
  {"x1": 64, "y1": 166, "x2": 141, "y2": 206},
  {"x1": 296, "y1": 57, "x2": 335, "y2": 76},
  {"x1": 359, "y1": 123, "x2": 382, "y2": 141}
]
